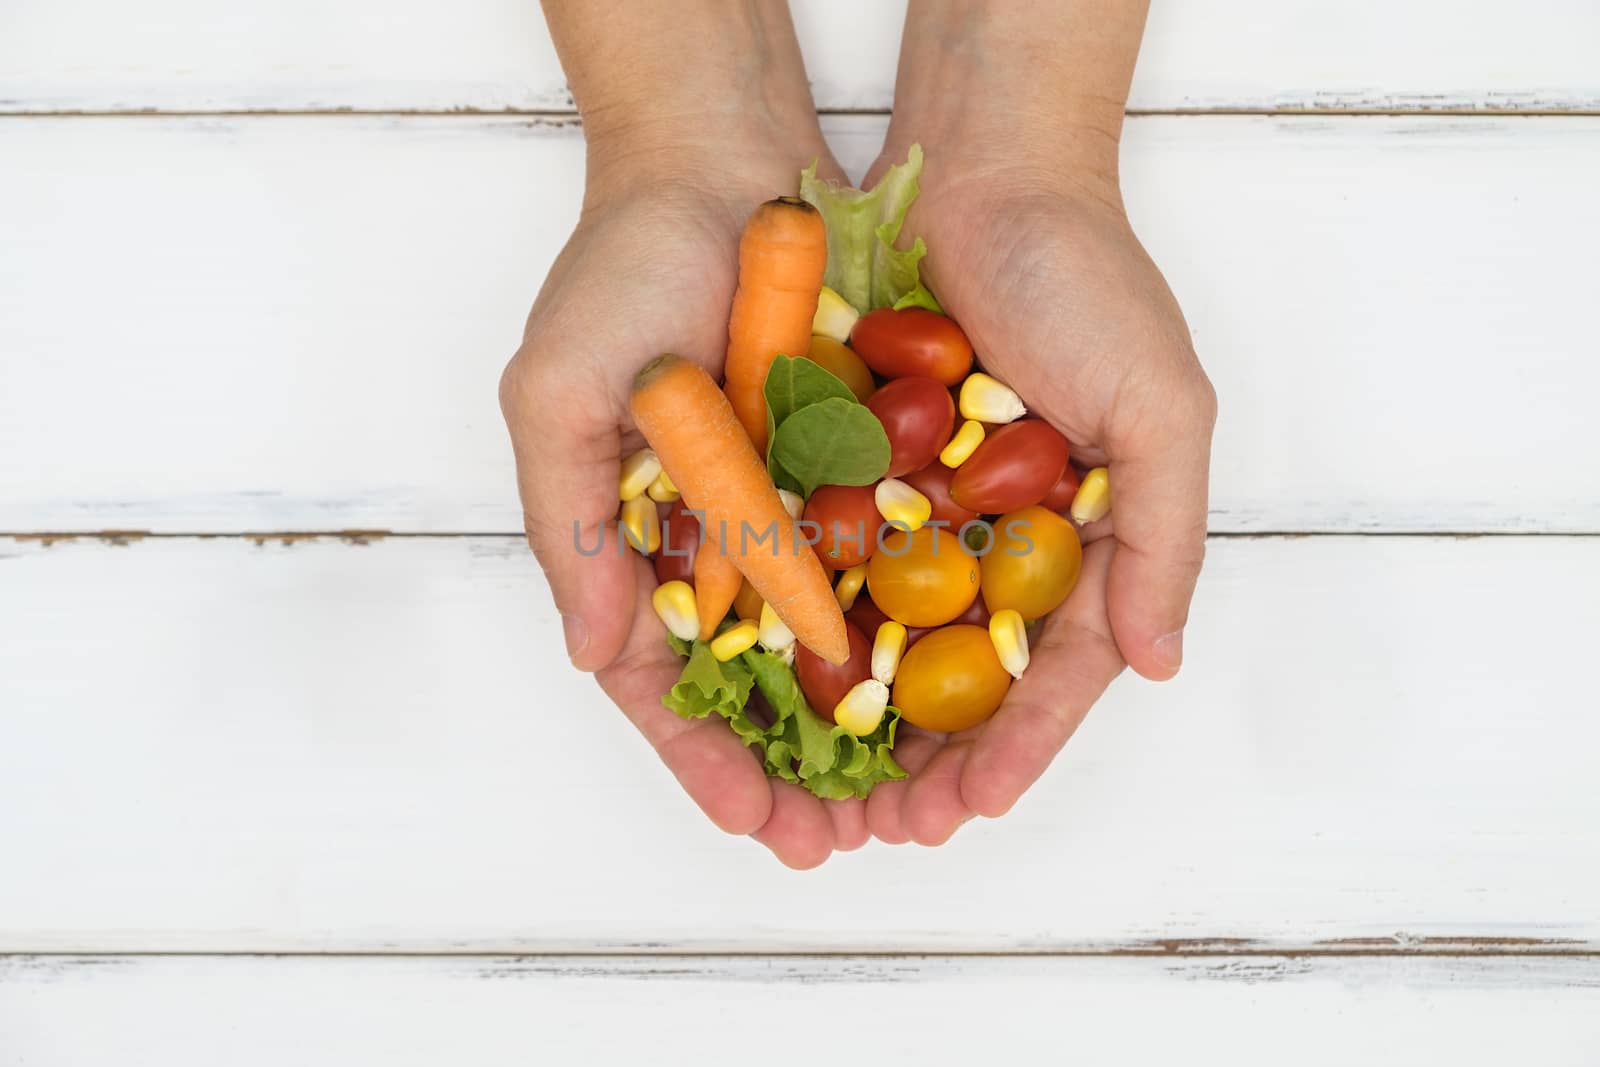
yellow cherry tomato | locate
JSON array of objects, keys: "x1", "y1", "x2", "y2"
[
  {"x1": 891, "y1": 625, "x2": 1011, "y2": 732},
  {"x1": 980, "y1": 505, "x2": 1082, "y2": 621},
  {"x1": 805, "y1": 336, "x2": 876, "y2": 404},
  {"x1": 865, "y1": 525, "x2": 979, "y2": 628}
]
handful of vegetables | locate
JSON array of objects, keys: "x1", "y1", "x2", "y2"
[{"x1": 617, "y1": 148, "x2": 1111, "y2": 800}]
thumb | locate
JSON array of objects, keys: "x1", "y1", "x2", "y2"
[
  {"x1": 500, "y1": 353, "x2": 637, "y2": 672},
  {"x1": 1103, "y1": 375, "x2": 1216, "y2": 680}
]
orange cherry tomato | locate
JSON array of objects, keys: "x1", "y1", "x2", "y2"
[
  {"x1": 901, "y1": 461, "x2": 979, "y2": 530},
  {"x1": 980, "y1": 505, "x2": 1082, "y2": 621},
  {"x1": 849, "y1": 308, "x2": 974, "y2": 385},
  {"x1": 891, "y1": 624, "x2": 1011, "y2": 733},
  {"x1": 795, "y1": 620, "x2": 872, "y2": 723},
  {"x1": 865, "y1": 526, "x2": 979, "y2": 628},
  {"x1": 805, "y1": 336, "x2": 876, "y2": 403},
  {"x1": 1039, "y1": 463, "x2": 1084, "y2": 512},
  {"x1": 950, "y1": 419, "x2": 1070, "y2": 514},
  {"x1": 654, "y1": 500, "x2": 699, "y2": 585},
  {"x1": 865, "y1": 377, "x2": 956, "y2": 478},
  {"x1": 733, "y1": 578, "x2": 764, "y2": 622},
  {"x1": 803, "y1": 483, "x2": 881, "y2": 569}
]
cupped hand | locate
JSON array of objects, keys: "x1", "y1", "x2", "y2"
[
  {"x1": 860, "y1": 151, "x2": 1218, "y2": 846},
  {"x1": 499, "y1": 144, "x2": 870, "y2": 868}
]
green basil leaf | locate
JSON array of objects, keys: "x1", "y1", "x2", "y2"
[{"x1": 769, "y1": 397, "x2": 891, "y2": 498}]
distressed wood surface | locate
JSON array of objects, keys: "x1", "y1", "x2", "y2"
[
  {"x1": 3, "y1": 953, "x2": 1599, "y2": 1065},
  {"x1": 2, "y1": 115, "x2": 1596, "y2": 534},
  {"x1": 2, "y1": 535, "x2": 1597, "y2": 952},
  {"x1": 2, "y1": 0, "x2": 1597, "y2": 114}
]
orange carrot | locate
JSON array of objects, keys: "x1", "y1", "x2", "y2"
[
  {"x1": 694, "y1": 528, "x2": 744, "y2": 641},
  {"x1": 722, "y1": 197, "x2": 828, "y2": 451},
  {"x1": 632, "y1": 354, "x2": 849, "y2": 664}
]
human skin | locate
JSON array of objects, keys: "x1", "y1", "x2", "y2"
[
  {"x1": 859, "y1": 0, "x2": 1218, "y2": 847},
  {"x1": 503, "y1": 0, "x2": 1216, "y2": 865}
]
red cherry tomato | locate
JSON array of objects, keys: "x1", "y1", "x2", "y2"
[
  {"x1": 846, "y1": 596, "x2": 930, "y2": 647},
  {"x1": 654, "y1": 500, "x2": 699, "y2": 585},
  {"x1": 850, "y1": 308, "x2": 974, "y2": 385},
  {"x1": 1039, "y1": 463, "x2": 1084, "y2": 512},
  {"x1": 949, "y1": 595, "x2": 991, "y2": 628},
  {"x1": 795, "y1": 620, "x2": 872, "y2": 723},
  {"x1": 803, "y1": 484, "x2": 881, "y2": 569},
  {"x1": 901, "y1": 461, "x2": 980, "y2": 529},
  {"x1": 865, "y1": 377, "x2": 956, "y2": 478},
  {"x1": 949, "y1": 419, "x2": 1070, "y2": 514}
]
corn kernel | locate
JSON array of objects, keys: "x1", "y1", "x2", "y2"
[
  {"x1": 875, "y1": 478, "x2": 932, "y2": 533},
  {"x1": 619, "y1": 494, "x2": 661, "y2": 554},
  {"x1": 778, "y1": 488, "x2": 805, "y2": 520},
  {"x1": 619, "y1": 448, "x2": 662, "y2": 501},
  {"x1": 812, "y1": 286, "x2": 860, "y2": 344},
  {"x1": 1071, "y1": 467, "x2": 1111, "y2": 524},
  {"x1": 833, "y1": 678, "x2": 890, "y2": 737},
  {"x1": 959, "y1": 373, "x2": 1027, "y2": 424},
  {"x1": 710, "y1": 619, "x2": 760, "y2": 662},
  {"x1": 834, "y1": 563, "x2": 868, "y2": 612},
  {"x1": 758, "y1": 600, "x2": 796, "y2": 652},
  {"x1": 939, "y1": 420, "x2": 987, "y2": 468},
  {"x1": 645, "y1": 468, "x2": 680, "y2": 503},
  {"x1": 989, "y1": 608, "x2": 1030, "y2": 679},
  {"x1": 651, "y1": 580, "x2": 701, "y2": 642},
  {"x1": 871, "y1": 621, "x2": 908, "y2": 685}
]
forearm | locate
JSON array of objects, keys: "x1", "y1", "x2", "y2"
[
  {"x1": 541, "y1": 0, "x2": 830, "y2": 203},
  {"x1": 883, "y1": 0, "x2": 1149, "y2": 197}
]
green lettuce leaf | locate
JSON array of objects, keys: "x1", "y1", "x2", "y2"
[{"x1": 799, "y1": 143, "x2": 942, "y2": 314}]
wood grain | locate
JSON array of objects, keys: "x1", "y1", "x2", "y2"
[
  {"x1": 3, "y1": 0, "x2": 1597, "y2": 113},
  {"x1": 2, "y1": 116, "x2": 1596, "y2": 534},
  {"x1": 3, "y1": 954, "x2": 1598, "y2": 1064},
  {"x1": 2, "y1": 535, "x2": 1597, "y2": 952}
]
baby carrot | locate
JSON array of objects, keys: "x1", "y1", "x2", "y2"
[
  {"x1": 632, "y1": 354, "x2": 849, "y2": 664},
  {"x1": 694, "y1": 528, "x2": 744, "y2": 642},
  {"x1": 722, "y1": 197, "x2": 828, "y2": 451}
]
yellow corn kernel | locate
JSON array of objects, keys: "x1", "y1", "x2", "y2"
[
  {"x1": 778, "y1": 488, "x2": 806, "y2": 520},
  {"x1": 710, "y1": 619, "x2": 760, "y2": 662},
  {"x1": 758, "y1": 600, "x2": 796, "y2": 652},
  {"x1": 958, "y1": 373, "x2": 1027, "y2": 424},
  {"x1": 1071, "y1": 467, "x2": 1111, "y2": 524},
  {"x1": 875, "y1": 478, "x2": 932, "y2": 533},
  {"x1": 989, "y1": 608, "x2": 1030, "y2": 679},
  {"x1": 619, "y1": 494, "x2": 661, "y2": 554},
  {"x1": 619, "y1": 448, "x2": 662, "y2": 501},
  {"x1": 812, "y1": 285, "x2": 860, "y2": 344},
  {"x1": 871, "y1": 621, "x2": 908, "y2": 685},
  {"x1": 651, "y1": 580, "x2": 701, "y2": 642},
  {"x1": 834, "y1": 563, "x2": 868, "y2": 612},
  {"x1": 645, "y1": 468, "x2": 680, "y2": 503},
  {"x1": 939, "y1": 420, "x2": 987, "y2": 468},
  {"x1": 833, "y1": 678, "x2": 890, "y2": 737}
]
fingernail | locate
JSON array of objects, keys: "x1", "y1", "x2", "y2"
[
  {"x1": 1154, "y1": 629, "x2": 1184, "y2": 673},
  {"x1": 561, "y1": 613, "x2": 590, "y2": 662}
]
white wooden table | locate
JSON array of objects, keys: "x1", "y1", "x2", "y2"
[{"x1": 3, "y1": 2, "x2": 1599, "y2": 1061}]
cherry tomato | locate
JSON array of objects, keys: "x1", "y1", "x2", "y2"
[
  {"x1": 851, "y1": 308, "x2": 974, "y2": 385},
  {"x1": 949, "y1": 595, "x2": 991, "y2": 628},
  {"x1": 804, "y1": 336, "x2": 875, "y2": 403},
  {"x1": 733, "y1": 578, "x2": 764, "y2": 622},
  {"x1": 654, "y1": 500, "x2": 699, "y2": 585},
  {"x1": 949, "y1": 419, "x2": 1070, "y2": 514},
  {"x1": 846, "y1": 595, "x2": 930, "y2": 647},
  {"x1": 865, "y1": 377, "x2": 956, "y2": 478},
  {"x1": 866, "y1": 525, "x2": 979, "y2": 628},
  {"x1": 980, "y1": 505, "x2": 1083, "y2": 621},
  {"x1": 901, "y1": 461, "x2": 979, "y2": 529},
  {"x1": 803, "y1": 484, "x2": 881, "y2": 569},
  {"x1": 891, "y1": 624, "x2": 1011, "y2": 733},
  {"x1": 795, "y1": 620, "x2": 872, "y2": 723},
  {"x1": 1039, "y1": 463, "x2": 1084, "y2": 512}
]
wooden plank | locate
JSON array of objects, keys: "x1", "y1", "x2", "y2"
[
  {"x1": 1, "y1": 535, "x2": 1597, "y2": 951},
  {"x1": 3, "y1": 954, "x2": 1598, "y2": 1064},
  {"x1": 1, "y1": 116, "x2": 1596, "y2": 534},
  {"x1": 3, "y1": 0, "x2": 1597, "y2": 113}
]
